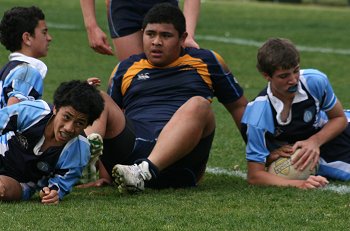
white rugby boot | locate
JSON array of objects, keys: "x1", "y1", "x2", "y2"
[
  {"x1": 112, "y1": 161, "x2": 152, "y2": 193},
  {"x1": 79, "y1": 133, "x2": 103, "y2": 184}
]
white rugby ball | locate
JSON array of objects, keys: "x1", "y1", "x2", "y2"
[{"x1": 267, "y1": 149, "x2": 317, "y2": 180}]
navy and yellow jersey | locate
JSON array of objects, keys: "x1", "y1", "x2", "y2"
[
  {"x1": 0, "y1": 100, "x2": 90, "y2": 200},
  {"x1": 108, "y1": 47, "x2": 243, "y2": 138}
]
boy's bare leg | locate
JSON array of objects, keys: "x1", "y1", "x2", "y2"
[{"x1": 0, "y1": 175, "x2": 22, "y2": 201}]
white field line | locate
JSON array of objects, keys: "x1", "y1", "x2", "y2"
[
  {"x1": 206, "y1": 167, "x2": 350, "y2": 194},
  {"x1": 47, "y1": 22, "x2": 350, "y2": 56},
  {"x1": 46, "y1": 22, "x2": 81, "y2": 30},
  {"x1": 196, "y1": 35, "x2": 350, "y2": 56}
]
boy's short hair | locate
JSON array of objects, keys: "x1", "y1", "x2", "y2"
[
  {"x1": 142, "y1": 3, "x2": 186, "y2": 37},
  {"x1": 0, "y1": 6, "x2": 45, "y2": 52},
  {"x1": 53, "y1": 80, "x2": 104, "y2": 125},
  {"x1": 256, "y1": 38, "x2": 300, "y2": 77}
]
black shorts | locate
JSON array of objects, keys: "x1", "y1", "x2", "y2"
[
  {"x1": 107, "y1": 0, "x2": 178, "y2": 38},
  {"x1": 100, "y1": 118, "x2": 215, "y2": 188},
  {"x1": 320, "y1": 123, "x2": 350, "y2": 163}
]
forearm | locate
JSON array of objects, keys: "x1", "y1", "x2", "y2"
[
  {"x1": 309, "y1": 116, "x2": 347, "y2": 148},
  {"x1": 183, "y1": 0, "x2": 200, "y2": 38},
  {"x1": 248, "y1": 167, "x2": 305, "y2": 188},
  {"x1": 80, "y1": 0, "x2": 98, "y2": 29},
  {"x1": 224, "y1": 97, "x2": 248, "y2": 131}
]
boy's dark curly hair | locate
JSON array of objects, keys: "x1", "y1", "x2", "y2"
[
  {"x1": 0, "y1": 6, "x2": 44, "y2": 52},
  {"x1": 53, "y1": 80, "x2": 104, "y2": 125}
]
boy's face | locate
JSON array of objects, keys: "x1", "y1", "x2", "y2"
[
  {"x1": 51, "y1": 106, "x2": 89, "y2": 146},
  {"x1": 143, "y1": 23, "x2": 186, "y2": 67},
  {"x1": 28, "y1": 20, "x2": 52, "y2": 58},
  {"x1": 264, "y1": 65, "x2": 300, "y2": 100}
]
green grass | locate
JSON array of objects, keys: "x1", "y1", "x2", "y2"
[{"x1": 1, "y1": 0, "x2": 350, "y2": 230}]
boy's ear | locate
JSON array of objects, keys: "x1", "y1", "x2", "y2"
[
  {"x1": 262, "y1": 72, "x2": 271, "y2": 81},
  {"x1": 22, "y1": 32, "x2": 32, "y2": 46},
  {"x1": 180, "y1": 31, "x2": 188, "y2": 46}
]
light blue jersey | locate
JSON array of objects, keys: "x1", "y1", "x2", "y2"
[
  {"x1": 242, "y1": 69, "x2": 350, "y2": 181},
  {"x1": 0, "y1": 53, "x2": 46, "y2": 108},
  {"x1": 0, "y1": 100, "x2": 90, "y2": 200}
]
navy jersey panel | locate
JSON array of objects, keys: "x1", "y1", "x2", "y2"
[
  {"x1": 109, "y1": 48, "x2": 243, "y2": 138},
  {"x1": 0, "y1": 101, "x2": 61, "y2": 182}
]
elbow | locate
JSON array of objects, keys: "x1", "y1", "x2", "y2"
[
  {"x1": 247, "y1": 172, "x2": 259, "y2": 185},
  {"x1": 342, "y1": 116, "x2": 348, "y2": 130}
]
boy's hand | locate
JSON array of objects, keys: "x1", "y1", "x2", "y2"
[
  {"x1": 87, "y1": 77, "x2": 101, "y2": 87},
  {"x1": 40, "y1": 187, "x2": 59, "y2": 205}
]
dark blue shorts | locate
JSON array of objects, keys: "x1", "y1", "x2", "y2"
[
  {"x1": 107, "y1": 0, "x2": 179, "y2": 38},
  {"x1": 320, "y1": 123, "x2": 350, "y2": 163},
  {"x1": 101, "y1": 117, "x2": 215, "y2": 188}
]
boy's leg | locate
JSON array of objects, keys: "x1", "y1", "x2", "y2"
[
  {"x1": 0, "y1": 175, "x2": 22, "y2": 201},
  {"x1": 113, "y1": 96, "x2": 216, "y2": 192},
  {"x1": 80, "y1": 91, "x2": 127, "y2": 186}
]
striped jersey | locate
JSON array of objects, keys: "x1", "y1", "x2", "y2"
[{"x1": 0, "y1": 100, "x2": 90, "y2": 199}]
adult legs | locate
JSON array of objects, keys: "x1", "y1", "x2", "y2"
[{"x1": 112, "y1": 31, "x2": 143, "y2": 61}]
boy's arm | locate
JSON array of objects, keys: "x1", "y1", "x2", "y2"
[
  {"x1": 48, "y1": 138, "x2": 90, "y2": 200},
  {"x1": 4, "y1": 64, "x2": 44, "y2": 105},
  {"x1": 247, "y1": 161, "x2": 328, "y2": 189},
  {"x1": 292, "y1": 100, "x2": 347, "y2": 171},
  {"x1": 182, "y1": 0, "x2": 200, "y2": 48},
  {"x1": 80, "y1": 0, "x2": 113, "y2": 55}
]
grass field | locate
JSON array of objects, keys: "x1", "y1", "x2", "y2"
[{"x1": 1, "y1": 0, "x2": 350, "y2": 230}]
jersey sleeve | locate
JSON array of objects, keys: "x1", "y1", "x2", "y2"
[
  {"x1": 242, "y1": 96, "x2": 275, "y2": 163},
  {"x1": 301, "y1": 69, "x2": 336, "y2": 111},
  {"x1": 207, "y1": 51, "x2": 244, "y2": 104},
  {"x1": 3, "y1": 63, "x2": 44, "y2": 104},
  {"x1": 47, "y1": 136, "x2": 90, "y2": 200},
  {"x1": 0, "y1": 100, "x2": 50, "y2": 135}
]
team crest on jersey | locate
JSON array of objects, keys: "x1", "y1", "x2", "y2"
[
  {"x1": 274, "y1": 127, "x2": 283, "y2": 137},
  {"x1": 37, "y1": 161, "x2": 50, "y2": 173},
  {"x1": 137, "y1": 73, "x2": 150, "y2": 80},
  {"x1": 303, "y1": 110, "x2": 313, "y2": 123},
  {"x1": 16, "y1": 133, "x2": 28, "y2": 149}
]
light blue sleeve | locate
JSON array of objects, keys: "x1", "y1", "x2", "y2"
[
  {"x1": 48, "y1": 136, "x2": 90, "y2": 200},
  {"x1": 302, "y1": 69, "x2": 336, "y2": 111},
  {"x1": 0, "y1": 100, "x2": 51, "y2": 134},
  {"x1": 242, "y1": 96, "x2": 275, "y2": 163},
  {"x1": 3, "y1": 63, "x2": 44, "y2": 102}
]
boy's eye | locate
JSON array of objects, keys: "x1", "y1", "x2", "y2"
[{"x1": 75, "y1": 121, "x2": 84, "y2": 127}]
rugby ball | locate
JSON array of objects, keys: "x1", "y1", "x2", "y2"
[{"x1": 267, "y1": 149, "x2": 317, "y2": 180}]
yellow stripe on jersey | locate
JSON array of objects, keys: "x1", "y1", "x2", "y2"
[{"x1": 120, "y1": 54, "x2": 215, "y2": 96}]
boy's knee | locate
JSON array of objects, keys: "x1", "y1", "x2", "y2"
[{"x1": 0, "y1": 176, "x2": 22, "y2": 201}]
